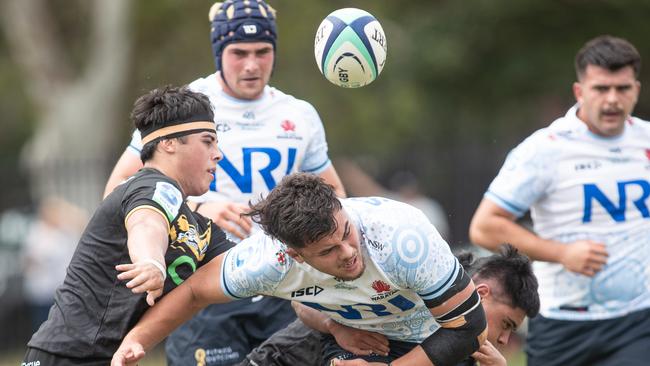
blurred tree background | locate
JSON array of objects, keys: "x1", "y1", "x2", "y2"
[
  {"x1": 3, "y1": 0, "x2": 650, "y2": 243},
  {"x1": 1, "y1": 0, "x2": 650, "y2": 357}
]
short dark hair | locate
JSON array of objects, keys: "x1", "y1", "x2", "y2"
[
  {"x1": 247, "y1": 173, "x2": 342, "y2": 249},
  {"x1": 131, "y1": 85, "x2": 214, "y2": 162},
  {"x1": 458, "y1": 244, "x2": 540, "y2": 318},
  {"x1": 575, "y1": 35, "x2": 641, "y2": 80}
]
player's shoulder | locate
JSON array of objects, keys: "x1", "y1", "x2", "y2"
[
  {"x1": 266, "y1": 85, "x2": 319, "y2": 114},
  {"x1": 344, "y1": 197, "x2": 432, "y2": 233},
  {"x1": 227, "y1": 232, "x2": 294, "y2": 274},
  {"x1": 629, "y1": 115, "x2": 650, "y2": 135},
  {"x1": 187, "y1": 73, "x2": 218, "y2": 95}
]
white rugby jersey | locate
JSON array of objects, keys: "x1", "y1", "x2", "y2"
[
  {"x1": 220, "y1": 197, "x2": 458, "y2": 343},
  {"x1": 128, "y1": 73, "x2": 331, "y2": 208},
  {"x1": 486, "y1": 105, "x2": 650, "y2": 321}
]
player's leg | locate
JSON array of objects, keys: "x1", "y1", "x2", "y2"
[
  {"x1": 526, "y1": 315, "x2": 598, "y2": 366},
  {"x1": 238, "y1": 318, "x2": 322, "y2": 366},
  {"x1": 591, "y1": 308, "x2": 650, "y2": 366},
  {"x1": 321, "y1": 334, "x2": 416, "y2": 366}
]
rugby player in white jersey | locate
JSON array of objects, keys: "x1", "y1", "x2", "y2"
[
  {"x1": 112, "y1": 173, "x2": 487, "y2": 366},
  {"x1": 470, "y1": 35, "x2": 650, "y2": 365},
  {"x1": 103, "y1": 1, "x2": 345, "y2": 365}
]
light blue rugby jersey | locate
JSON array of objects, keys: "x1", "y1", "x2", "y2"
[
  {"x1": 486, "y1": 106, "x2": 650, "y2": 320},
  {"x1": 220, "y1": 197, "x2": 460, "y2": 343}
]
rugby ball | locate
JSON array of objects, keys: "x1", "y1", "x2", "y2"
[{"x1": 314, "y1": 8, "x2": 387, "y2": 88}]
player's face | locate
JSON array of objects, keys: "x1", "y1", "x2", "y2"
[
  {"x1": 220, "y1": 42, "x2": 274, "y2": 100},
  {"x1": 573, "y1": 64, "x2": 640, "y2": 137},
  {"x1": 175, "y1": 132, "x2": 221, "y2": 196},
  {"x1": 287, "y1": 209, "x2": 365, "y2": 281},
  {"x1": 477, "y1": 283, "x2": 526, "y2": 349}
]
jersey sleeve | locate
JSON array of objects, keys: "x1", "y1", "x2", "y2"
[
  {"x1": 297, "y1": 101, "x2": 332, "y2": 174},
  {"x1": 122, "y1": 174, "x2": 183, "y2": 225},
  {"x1": 220, "y1": 233, "x2": 289, "y2": 299},
  {"x1": 126, "y1": 129, "x2": 143, "y2": 156},
  {"x1": 485, "y1": 130, "x2": 555, "y2": 217}
]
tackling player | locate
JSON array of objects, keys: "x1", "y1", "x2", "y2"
[
  {"x1": 22, "y1": 86, "x2": 234, "y2": 365},
  {"x1": 112, "y1": 173, "x2": 487, "y2": 366},
  {"x1": 103, "y1": 1, "x2": 345, "y2": 365}
]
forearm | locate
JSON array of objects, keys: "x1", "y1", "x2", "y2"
[
  {"x1": 127, "y1": 224, "x2": 168, "y2": 264},
  {"x1": 471, "y1": 214, "x2": 564, "y2": 263},
  {"x1": 293, "y1": 301, "x2": 333, "y2": 333},
  {"x1": 122, "y1": 284, "x2": 203, "y2": 351}
]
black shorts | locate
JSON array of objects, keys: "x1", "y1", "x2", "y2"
[
  {"x1": 22, "y1": 347, "x2": 109, "y2": 366},
  {"x1": 527, "y1": 308, "x2": 650, "y2": 366},
  {"x1": 321, "y1": 333, "x2": 418, "y2": 366},
  {"x1": 237, "y1": 318, "x2": 323, "y2": 366},
  {"x1": 166, "y1": 296, "x2": 296, "y2": 366}
]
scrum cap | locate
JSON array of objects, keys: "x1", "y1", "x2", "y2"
[{"x1": 209, "y1": 0, "x2": 277, "y2": 72}]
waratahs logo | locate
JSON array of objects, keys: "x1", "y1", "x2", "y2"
[{"x1": 371, "y1": 280, "x2": 391, "y2": 293}]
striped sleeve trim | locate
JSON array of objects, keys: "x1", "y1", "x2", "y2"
[
  {"x1": 485, "y1": 191, "x2": 527, "y2": 217},
  {"x1": 220, "y1": 249, "x2": 245, "y2": 300},
  {"x1": 418, "y1": 259, "x2": 459, "y2": 300},
  {"x1": 302, "y1": 159, "x2": 331, "y2": 174},
  {"x1": 124, "y1": 205, "x2": 170, "y2": 226}
]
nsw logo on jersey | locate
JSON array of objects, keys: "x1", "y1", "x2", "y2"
[{"x1": 371, "y1": 280, "x2": 398, "y2": 301}]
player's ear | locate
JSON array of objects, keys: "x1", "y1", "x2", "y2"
[
  {"x1": 158, "y1": 138, "x2": 177, "y2": 153},
  {"x1": 573, "y1": 81, "x2": 583, "y2": 104},
  {"x1": 475, "y1": 283, "x2": 490, "y2": 300},
  {"x1": 285, "y1": 248, "x2": 304, "y2": 263}
]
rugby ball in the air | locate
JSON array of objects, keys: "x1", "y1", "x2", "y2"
[{"x1": 314, "y1": 8, "x2": 387, "y2": 88}]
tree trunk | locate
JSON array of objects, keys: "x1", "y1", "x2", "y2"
[{"x1": 1, "y1": 0, "x2": 131, "y2": 211}]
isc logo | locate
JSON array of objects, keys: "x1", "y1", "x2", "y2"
[
  {"x1": 583, "y1": 179, "x2": 650, "y2": 222},
  {"x1": 211, "y1": 147, "x2": 298, "y2": 193},
  {"x1": 291, "y1": 285, "x2": 324, "y2": 298}
]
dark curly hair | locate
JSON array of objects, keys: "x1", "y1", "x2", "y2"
[
  {"x1": 246, "y1": 173, "x2": 342, "y2": 249},
  {"x1": 458, "y1": 244, "x2": 540, "y2": 318}
]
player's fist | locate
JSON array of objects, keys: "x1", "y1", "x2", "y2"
[
  {"x1": 111, "y1": 341, "x2": 145, "y2": 366},
  {"x1": 559, "y1": 240, "x2": 608, "y2": 277}
]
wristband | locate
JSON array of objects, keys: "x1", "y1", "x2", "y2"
[{"x1": 140, "y1": 258, "x2": 167, "y2": 281}]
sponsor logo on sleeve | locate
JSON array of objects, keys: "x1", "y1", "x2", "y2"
[{"x1": 153, "y1": 181, "x2": 183, "y2": 221}]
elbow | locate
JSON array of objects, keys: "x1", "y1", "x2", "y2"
[{"x1": 468, "y1": 217, "x2": 500, "y2": 252}]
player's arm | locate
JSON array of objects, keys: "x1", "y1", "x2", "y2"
[
  {"x1": 318, "y1": 164, "x2": 347, "y2": 198},
  {"x1": 409, "y1": 268, "x2": 486, "y2": 366},
  {"x1": 104, "y1": 149, "x2": 143, "y2": 198},
  {"x1": 117, "y1": 207, "x2": 169, "y2": 306},
  {"x1": 112, "y1": 252, "x2": 232, "y2": 366},
  {"x1": 292, "y1": 301, "x2": 389, "y2": 356},
  {"x1": 469, "y1": 198, "x2": 607, "y2": 276}
]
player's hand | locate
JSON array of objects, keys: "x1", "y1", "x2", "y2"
[
  {"x1": 471, "y1": 340, "x2": 506, "y2": 366},
  {"x1": 329, "y1": 321, "x2": 390, "y2": 356},
  {"x1": 196, "y1": 201, "x2": 252, "y2": 240},
  {"x1": 330, "y1": 359, "x2": 378, "y2": 366},
  {"x1": 116, "y1": 261, "x2": 165, "y2": 306},
  {"x1": 111, "y1": 341, "x2": 146, "y2": 366},
  {"x1": 558, "y1": 240, "x2": 608, "y2": 277}
]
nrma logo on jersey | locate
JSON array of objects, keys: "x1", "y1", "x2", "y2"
[
  {"x1": 302, "y1": 295, "x2": 416, "y2": 320},
  {"x1": 583, "y1": 179, "x2": 650, "y2": 222},
  {"x1": 210, "y1": 147, "x2": 298, "y2": 193}
]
